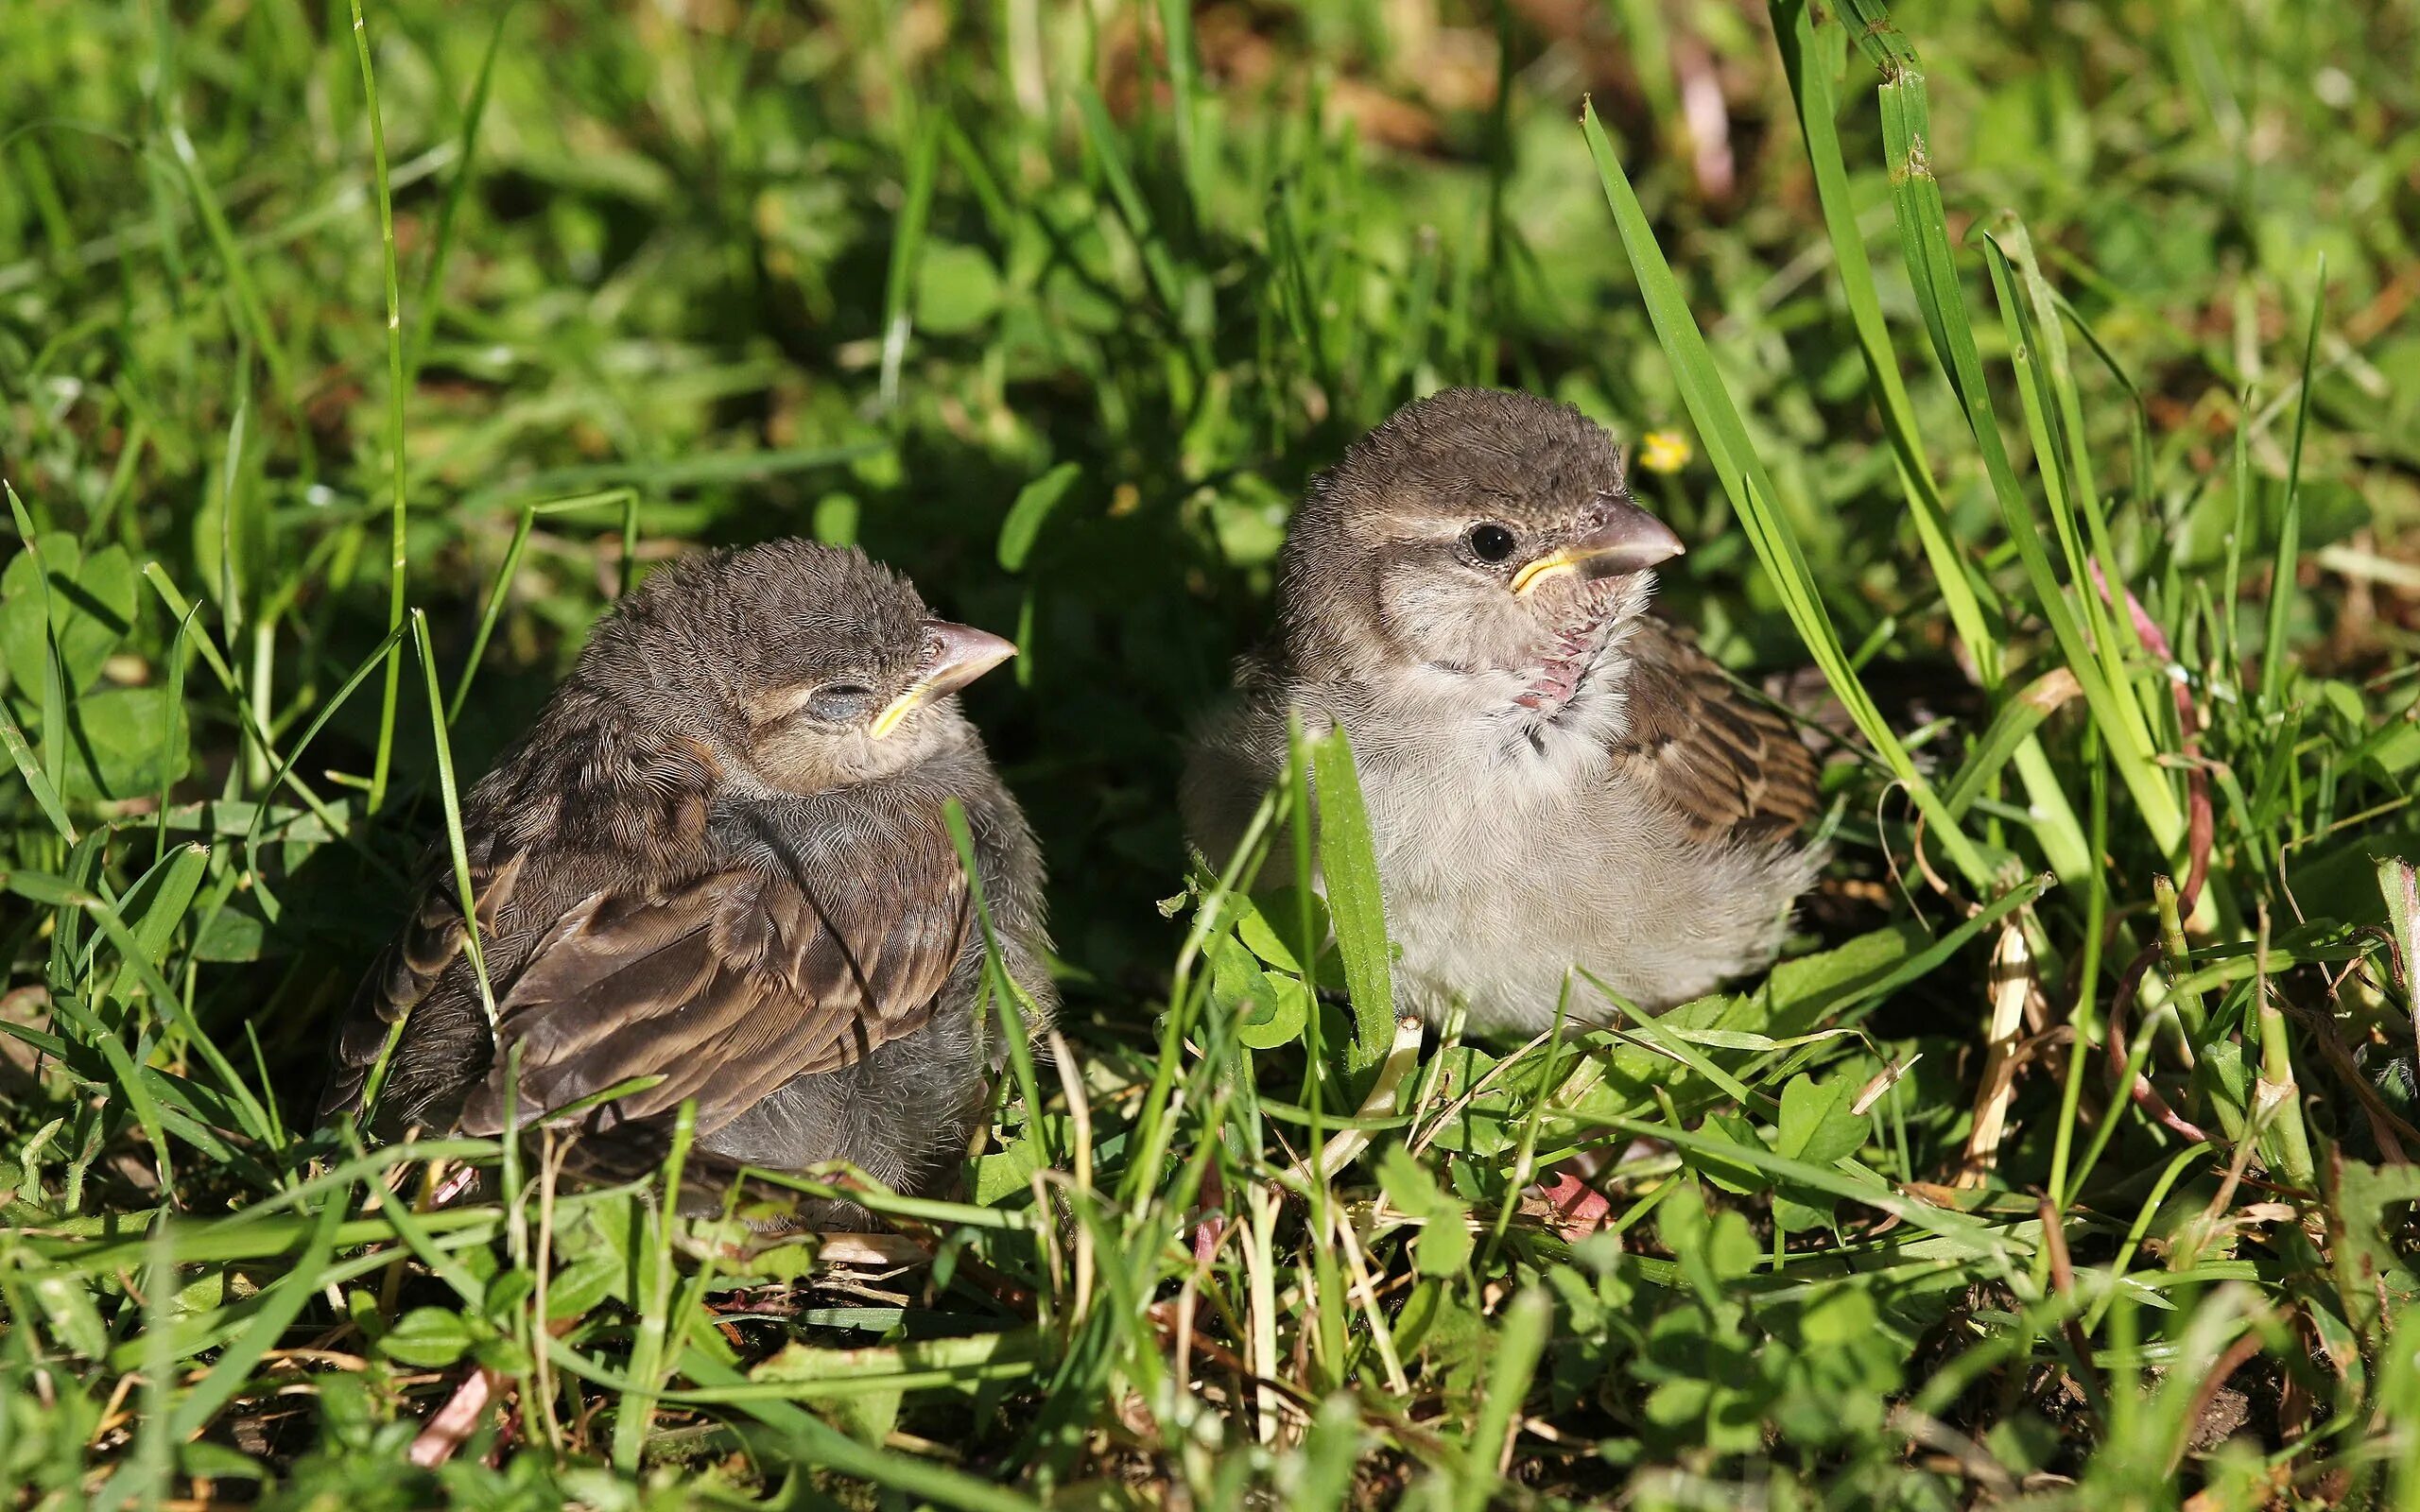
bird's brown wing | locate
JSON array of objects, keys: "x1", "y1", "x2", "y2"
[
  {"x1": 457, "y1": 833, "x2": 973, "y2": 1138},
  {"x1": 1612, "y1": 620, "x2": 1821, "y2": 845},
  {"x1": 320, "y1": 839, "x2": 527, "y2": 1125}
]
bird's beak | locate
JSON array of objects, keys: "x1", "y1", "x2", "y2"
[
  {"x1": 870, "y1": 621, "x2": 1018, "y2": 740},
  {"x1": 1510, "y1": 498, "x2": 1685, "y2": 595}
]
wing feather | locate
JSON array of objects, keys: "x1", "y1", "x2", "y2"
[
  {"x1": 458, "y1": 819, "x2": 972, "y2": 1137},
  {"x1": 1614, "y1": 621, "x2": 1821, "y2": 844},
  {"x1": 320, "y1": 847, "x2": 525, "y2": 1124}
]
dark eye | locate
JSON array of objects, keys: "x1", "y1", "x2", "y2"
[
  {"x1": 804, "y1": 682, "x2": 878, "y2": 722},
  {"x1": 1466, "y1": 523, "x2": 1518, "y2": 563}
]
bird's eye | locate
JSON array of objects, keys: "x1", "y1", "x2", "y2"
[
  {"x1": 804, "y1": 682, "x2": 879, "y2": 722},
  {"x1": 1466, "y1": 523, "x2": 1518, "y2": 563}
]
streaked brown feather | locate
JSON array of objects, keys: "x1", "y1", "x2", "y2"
[
  {"x1": 323, "y1": 848, "x2": 527, "y2": 1122},
  {"x1": 458, "y1": 838, "x2": 972, "y2": 1137},
  {"x1": 1614, "y1": 620, "x2": 1820, "y2": 844},
  {"x1": 361, "y1": 848, "x2": 525, "y2": 1027}
]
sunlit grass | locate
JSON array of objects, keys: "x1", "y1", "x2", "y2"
[{"x1": 3, "y1": 0, "x2": 2418, "y2": 1506}]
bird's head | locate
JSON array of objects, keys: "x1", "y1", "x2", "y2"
[
  {"x1": 577, "y1": 540, "x2": 1015, "y2": 793},
  {"x1": 1277, "y1": 388, "x2": 1682, "y2": 725}
]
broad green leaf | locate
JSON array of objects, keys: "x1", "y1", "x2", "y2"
[
  {"x1": 1207, "y1": 932, "x2": 1280, "y2": 1040},
  {"x1": 376, "y1": 1306, "x2": 475, "y2": 1368},
  {"x1": 1309, "y1": 727, "x2": 1395, "y2": 1077},
  {"x1": 1419, "y1": 1045, "x2": 1521, "y2": 1157},
  {"x1": 1236, "y1": 886, "x2": 1328, "y2": 975},
  {"x1": 974, "y1": 1135, "x2": 1042, "y2": 1207},
  {"x1": 997, "y1": 461, "x2": 1080, "y2": 571},
  {"x1": 544, "y1": 1252, "x2": 624, "y2": 1321},
  {"x1": 1686, "y1": 1111, "x2": 1767, "y2": 1196},
  {"x1": 830, "y1": 1383, "x2": 905, "y2": 1448},
  {"x1": 2327, "y1": 1160, "x2": 2420, "y2": 1338},
  {"x1": 473, "y1": 1335, "x2": 536, "y2": 1377},
  {"x1": 1773, "y1": 1071, "x2": 1865, "y2": 1235},
  {"x1": 483, "y1": 1270, "x2": 535, "y2": 1318},
  {"x1": 2287, "y1": 823, "x2": 2420, "y2": 926},
  {"x1": 1238, "y1": 974, "x2": 1311, "y2": 1053},
  {"x1": 1775, "y1": 1074, "x2": 1866, "y2": 1167},
  {"x1": 1, "y1": 536, "x2": 137, "y2": 696},
  {"x1": 59, "y1": 684, "x2": 192, "y2": 801},
  {"x1": 915, "y1": 241, "x2": 1004, "y2": 335},
  {"x1": 1660, "y1": 1179, "x2": 1761, "y2": 1287},
  {"x1": 1378, "y1": 1143, "x2": 1472, "y2": 1277},
  {"x1": 192, "y1": 901, "x2": 268, "y2": 963}
]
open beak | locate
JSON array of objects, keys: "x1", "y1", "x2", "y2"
[
  {"x1": 869, "y1": 621, "x2": 1017, "y2": 740},
  {"x1": 1509, "y1": 498, "x2": 1685, "y2": 595}
]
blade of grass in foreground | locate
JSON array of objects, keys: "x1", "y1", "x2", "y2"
[
  {"x1": 354, "y1": 0, "x2": 410, "y2": 814},
  {"x1": 402, "y1": 2, "x2": 509, "y2": 387},
  {"x1": 942, "y1": 798, "x2": 1051, "y2": 1166},
  {"x1": 673, "y1": 1349, "x2": 1047, "y2": 1512},
  {"x1": 1839, "y1": 0, "x2": 2188, "y2": 872},
  {"x1": 4, "y1": 486, "x2": 69, "y2": 813},
  {"x1": 2000, "y1": 219, "x2": 2143, "y2": 664},
  {"x1": 614, "y1": 1102, "x2": 694, "y2": 1472},
  {"x1": 2260, "y1": 263, "x2": 2325, "y2": 713},
  {"x1": 164, "y1": 1184, "x2": 350, "y2": 1443},
  {"x1": 1770, "y1": 3, "x2": 2088, "y2": 883},
  {"x1": 1310, "y1": 726, "x2": 1399, "y2": 1079},
  {"x1": 410, "y1": 610, "x2": 497, "y2": 1024},
  {"x1": 0, "y1": 711, "x2": 75, "y2": 844},
  {"x1": 1580, "y1": 101, "x2": 1990, "y2": 890},
  {"x1": 1769, "y1": 1, "x2": 1998, "y2": 672},
  {"x1": 449, "y1": 488, "x2": 639, "y2": 720},
  {"x1": 877, "y1": 112, "x2": 942, "y2": 416},
  {"x1": 1983, "y1": 236, "x2": 2151, "y2": 738}
]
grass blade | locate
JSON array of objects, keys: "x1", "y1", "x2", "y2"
[
  {"x1": 409, "y1": 610, "x2": 498, "y2": 1023},
  {"x1": 2260, "y1": 262, "x2": 2325, "y2": 713},
  {"x1": 403, "y1": 2, "x2": 510, "y2": 387},
  {"x1": 1769, "y1": 1, "x2": 2001, "y2": 672},
  {"x1": 167, "y1": 1184, "x2": 350, "y2": 1440},
  {"x1": 4, "y1": 486, "x2": 69, "y2": 807},
  {"x1": 878, "y1": 112, "x2": 942, "y2": 416},
  {"x1": 353, "y1": 0, "x2": 411, "y2": 814},
  {"x1": 1581, "y1": 100, "x2": 1989, "y2": 888},
  {"x1": 1845, "y1": 24, "x2": 2188, "y2": 867},
  {"x1": 1309, "y1": 726, "x2": 1398, "y2": 1078},
  {"x1": 0, "y1": 710, "x2": 76, "y2": 844}
]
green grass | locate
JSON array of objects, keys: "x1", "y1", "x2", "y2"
[{"x1": 5, "y1": 0, "x2": 2420, "y2": 1505}]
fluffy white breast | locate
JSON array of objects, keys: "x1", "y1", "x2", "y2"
[{"x1": 1321, "y1": 662, "x2": 1810, "y2": 1034}]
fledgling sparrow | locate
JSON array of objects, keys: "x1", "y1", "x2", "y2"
[
  {"x1": 320, "y1": 540, "x2": 1052, "y2": 1225},
  {"x1": 1184, "y1": 387, "x2": 1822, "y2": 1032}
]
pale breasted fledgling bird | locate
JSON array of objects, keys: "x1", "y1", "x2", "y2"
[
  {"x1": 1184, "y1": 387, "x2": 1821, "y2": 1032},
  {"x1": 320, "y1": 541, "x2": 1052, "y2": 1224}
]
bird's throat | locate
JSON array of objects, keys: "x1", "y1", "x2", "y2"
[{"x1": 1510, "y1": 582, "x2": 1634, "y2": 723}]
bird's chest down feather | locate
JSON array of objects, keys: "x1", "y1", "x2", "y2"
[{"x1": 1347, "y1": 730, "x2": 1816, "y2": 1034}]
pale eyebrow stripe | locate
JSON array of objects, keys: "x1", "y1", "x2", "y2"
[
  {"x1": 743, "y1": 681, "x2": 821, "y2": 724},
  {"x1": 1392, "y1": 514, "x2": 1492, "y2": 540}
]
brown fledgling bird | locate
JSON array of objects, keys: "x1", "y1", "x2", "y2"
[
  {"x1": 321, "y1": 541, "x2": 1052, "y2": 1224},
  {"x1": 1184, "y1": 387, "x2": 1822, "y2": 1032}
]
